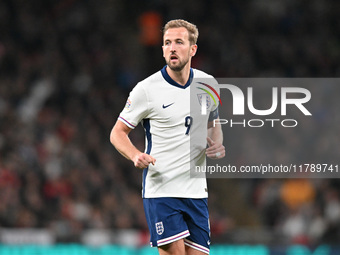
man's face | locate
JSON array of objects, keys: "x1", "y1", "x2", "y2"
[{"x1": 162, "y1": 27, "x2": 197, "y2": 72}]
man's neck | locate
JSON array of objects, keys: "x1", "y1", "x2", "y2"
[{"x1": 166, "y1": 64, "x2": 191, "y2": 86}]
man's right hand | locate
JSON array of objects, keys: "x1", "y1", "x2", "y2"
[{"x1": 133, "y1": 153, "x2": 156, "y2": 169}]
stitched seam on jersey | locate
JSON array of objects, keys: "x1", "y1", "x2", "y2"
[
  {"x1": 142, "y1": 119, "x2": 151, "y2": 198},
  {"x1": 140, "y1": 83, "x2": 151, "y2": 199}
]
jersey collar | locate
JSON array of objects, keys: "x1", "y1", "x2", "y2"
[{"x1": 161, "y1": 65, "x2": 193, "y2": 89}]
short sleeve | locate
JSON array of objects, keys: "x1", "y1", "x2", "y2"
[
  {"x1": 118, "y1": 83, "x2": 149, "y2": 129},
  {"x1": 208, "y1": 108, "x2": 219, "y2": 121}
]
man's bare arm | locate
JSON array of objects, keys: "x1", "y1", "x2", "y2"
[
  {"x1": 206, "y1": 118, "x2": 225, "y2": 159},
  {"x1": 110, "y1": 120, "x2": 156, "y2": 169}
]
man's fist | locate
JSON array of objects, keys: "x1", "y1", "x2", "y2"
[{"x1": 133, "y1": 153, "x2": 156, "y2": 169}]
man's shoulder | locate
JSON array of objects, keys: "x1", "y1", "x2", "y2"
[
  {"x1": 138, "y1": 70, "x2": 163, "y2": 87},
  {"x1": 192, "y1": 68, "x2": 214, "y2": 79},
  {"x1": 192, "y1": 69, "x2": 217, "y2": 87},
  {"x1": 129, "y1": 70, "x2": 163, "y2": 96}
]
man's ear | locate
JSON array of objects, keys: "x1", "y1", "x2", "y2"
[{"x1": 191, "y1": 44, "x2": 198, "y2": 57}]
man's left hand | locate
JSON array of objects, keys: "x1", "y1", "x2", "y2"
[{"x1": 206, "y1": 137, "x2": 225, "y2": 159}]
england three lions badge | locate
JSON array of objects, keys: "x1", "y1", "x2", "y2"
[{"x1": 155, "y1": 222, "x2": 164, "y2": 235}]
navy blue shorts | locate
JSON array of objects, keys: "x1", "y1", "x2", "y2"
[{"x1": 143, "y1": 197, "x2": 210, "y2": 254}]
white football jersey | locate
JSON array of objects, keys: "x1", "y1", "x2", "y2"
[{"x1": 119, "y1": 66, "x2": 219, "y2": 198}]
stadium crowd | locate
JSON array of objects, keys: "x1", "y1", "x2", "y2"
[{"x1": 0, "y1": 0, "x2": 340, "y2": 245}]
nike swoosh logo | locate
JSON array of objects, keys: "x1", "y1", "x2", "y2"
[{"x1": 162, "y1": 103, "x2": 174, "y2": 109}]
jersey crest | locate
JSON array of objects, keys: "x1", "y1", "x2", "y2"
[
  {"x1": 197, "y1": 93, "x2": 211, "y2": 109},
  {"x1": 155, "y1": 221, "x2": 164, "y2": 235}
]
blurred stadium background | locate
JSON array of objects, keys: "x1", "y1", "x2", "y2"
[{"x1": 0, "y1": 0, "x2": 340, "y2": 254}]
